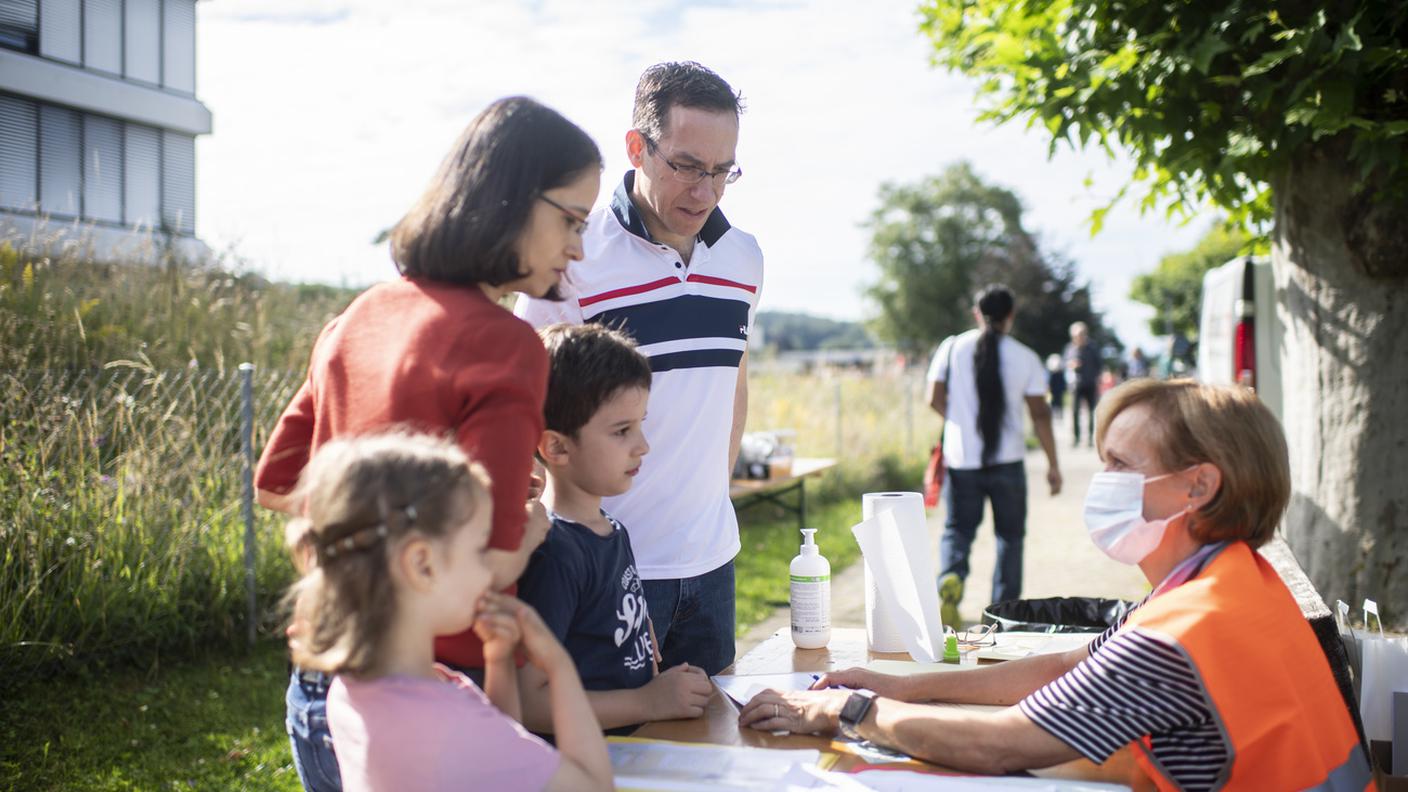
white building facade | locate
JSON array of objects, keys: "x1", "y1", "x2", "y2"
[{"x1": 0, "y1": 0, "x2": 211, "y2": 258}]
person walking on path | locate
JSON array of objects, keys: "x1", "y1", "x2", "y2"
[
  {"x1": 1045, "y1": 353, "x2": 1066, "y2": 420},
  {"x1": 926, "y1": 285, "x2": 1061, "y2": 628},
  {"x1": 516, "y1": 62, "x2": 761, "y2": 675},
  {"x1": 1065, "y1": 321, "x2": 1101, "y2": 447}
]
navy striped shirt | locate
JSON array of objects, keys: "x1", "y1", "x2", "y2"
[{"x1": 1020, "y1": 603, "x2": 1230, "y2": 791}]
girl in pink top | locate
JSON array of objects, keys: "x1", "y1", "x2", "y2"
[{"x1": 284, "y1": 433, "x2": 613, "y2": 792}]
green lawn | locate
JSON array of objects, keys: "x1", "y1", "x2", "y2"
[
  {"x1": 0, "y1": 641, "x2": 302, "y2": 792},
  {"x1": 733, "y1": 497, "x2": 864, "y2": 633}
]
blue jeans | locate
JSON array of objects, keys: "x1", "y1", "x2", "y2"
[
  {"x1": 642, "y1": 560, "x2": 736, "y2": 675},
  {"x1": 286, "y1": 670, "x2": 342, "y2": 792},
  {"x1": 940, "y1": 462, "x2": 1027, "y2": 605}
]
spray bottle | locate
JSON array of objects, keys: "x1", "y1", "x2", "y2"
[{"x1": 790, "y1": 528, "x2": 831, "y2": 649}]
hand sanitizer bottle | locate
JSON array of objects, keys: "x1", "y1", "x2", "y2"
[{"x1": 790, "y1": 528, "x2": 831, "y2": 649}]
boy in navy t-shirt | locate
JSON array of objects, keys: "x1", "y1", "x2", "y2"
[{"x1": 516, "y1": 324, "x2": 712, "y2": 733}]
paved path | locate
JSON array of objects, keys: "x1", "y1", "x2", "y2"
[{"x1": 737, "y1": 431, "x2": 1151, "y2": 656}]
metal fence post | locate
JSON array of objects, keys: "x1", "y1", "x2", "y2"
[
  {"x1": 905, "y1": 370, "x2": 915, "y2": 457},
  {"x1": 239, "y1": 363, "x2": 257, "y2": 646},
  {"x1": 834, "y1": 380, "x2": 843, "y2": 458}
]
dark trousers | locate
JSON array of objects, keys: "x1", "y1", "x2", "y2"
[
  {"x1": 642, "y1": 560, "x2": 736, "y2": 675},
  {"x1": 939, "y1": 461, "x2": 1027, "y2": 605},
  {"x1": 1071, "y1": 383, "x2": 1099, "y2": 443}
]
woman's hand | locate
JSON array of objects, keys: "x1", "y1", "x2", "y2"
[
  {"x1": 473, "y1": 592, "x2": 523, "y2": 664},
  {"x1": 738, "y1": 688, "x2": 851, "y2": 735},
  {"x1": 810, "y1": 667, "x2": 910, "y2": 700}
]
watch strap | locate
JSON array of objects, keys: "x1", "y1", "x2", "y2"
[{"x1": 838, "y1": 689, "x2": 877, "y2": 740}]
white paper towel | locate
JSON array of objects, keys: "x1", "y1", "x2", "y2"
[{"x1": 854, "y1": 492, "x2": 945, "y2": 659}]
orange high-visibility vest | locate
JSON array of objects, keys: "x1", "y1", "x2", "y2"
[{"x1": 1121, "y1": 541, "x2": 1370, "y2": 791}]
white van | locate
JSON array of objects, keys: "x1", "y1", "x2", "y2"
[{"x1": 1197, "y1": 256, "x2": 1283, "y2": 423}]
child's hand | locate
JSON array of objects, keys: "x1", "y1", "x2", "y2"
[
  {"x1": 473, "y1": 592, "x2": 522, "y2": 664},
  {"x1": 514, "y1": 598, "x2": 572, "y2": 675},
  {"x1": 642, "y1": 663, "x2": 711, "y2": 721}
]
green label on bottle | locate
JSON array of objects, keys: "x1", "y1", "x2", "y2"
[{"x1": 790, "y1": 575, "x2": 830, "y2": 583}]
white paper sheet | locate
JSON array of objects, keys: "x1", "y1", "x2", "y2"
[
  {"x1": 711, "y1": 672, "x2": 821, "y2": 706},
  {"x1": 853, "y1": 495, "x2": 945, "y2": 661},
  {"x1": 608, "y1": 738, "x2": 822, "y2": 791}
]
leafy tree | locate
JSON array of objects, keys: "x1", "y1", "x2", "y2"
[
  {"x1": 1131, "y1": 225, "x2": 1250, "y2": 340},
  {"x1": 866, "y1": 162, "x2": 1111, "y2": 359},
  {"x1": 919, "y1": 0, "x2": 1408, "y2": 623}
]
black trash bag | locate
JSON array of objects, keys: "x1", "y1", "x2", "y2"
[{"x1": 982, "y1": 596, "x2": 1136, "y2": 634}]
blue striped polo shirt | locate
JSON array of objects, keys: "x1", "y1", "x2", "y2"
[{"x1": 516, "y1": 170, "x2": 764, "y2": 580}]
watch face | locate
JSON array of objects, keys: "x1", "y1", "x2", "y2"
[{"x1": 841, "y1": 689, "x2": 876, "y2": 728}]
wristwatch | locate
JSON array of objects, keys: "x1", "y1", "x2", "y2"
[{"x1": 838, "y1": 689, "x2": 877, "y2": 740}]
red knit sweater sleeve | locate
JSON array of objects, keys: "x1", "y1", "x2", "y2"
[
  {"x1": 452, "y1": 319, "x2": 548, "y2": 552},
  {"x1": 254, "y1": 377, "x2": 315, "y2": 497}
]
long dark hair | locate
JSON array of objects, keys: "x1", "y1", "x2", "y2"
[
  {"x1": 975, "y1": 284, "x2": 1015, "y2": 467},
  {"x1": 390, "y1": 96, "x2": 602, "y2": 295}
]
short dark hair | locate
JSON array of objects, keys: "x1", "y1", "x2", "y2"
[
  {"x1": 632, "y1": 61, "x2": 744, "y2": 141},
  {"x1": 390, "y1": 97, "x2": 601, "y2": 292},
  {"x1": 540, "y1": 323, "x2": 652, "y2": 437}
]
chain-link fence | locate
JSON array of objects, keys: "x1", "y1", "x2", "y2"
[
  {"x1": 1, "y1": 353, "x2": 937, "y2": 690},
  {"x1": 1, "y1": 363, "x2": 302, "y2": 691}
]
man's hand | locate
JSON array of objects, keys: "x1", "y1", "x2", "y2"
[
  {"x1": 1046, "y1": 467, "x2": 1063, "y2": 496},
  {"x1": 738, "y1": 688, "x2": 850, "y2": 735},
  {"x1": 810, "y1": 667, "x2": 911, "y2": 700},
  {"x1": 641, "y1": 663, "x2": 711, "y2": 721}
]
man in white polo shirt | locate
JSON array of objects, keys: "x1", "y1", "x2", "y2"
[{"x1": 517, "y1": 61, "x2": 761, "y2": 674}]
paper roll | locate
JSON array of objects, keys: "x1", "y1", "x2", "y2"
[{"x1": 855, "y1": 492, "x2": 944, "y2": 659}]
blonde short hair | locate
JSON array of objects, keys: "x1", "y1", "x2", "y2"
[{"x1": 1094, "y1": 379, "x2": 1290, "y2": 547}]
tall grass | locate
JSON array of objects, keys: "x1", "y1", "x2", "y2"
[
  {"x1": 0, "y1": 237, "x2": 356, "y2": 694},
  {"x1": 0, "y1": 232, "x2": 938, "y2": 693}
]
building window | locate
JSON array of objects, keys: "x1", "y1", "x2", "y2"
[
  {"x1": 83, "y1": 113, "x2": 122, "y2": 222},
  {"x1": 162, "y1": 0, "x2": 195, "y2": 94},
  {"x1": 161, "y1": 129, "x2": 193, "y2": 234},
  {"x1": 0, "y1": 0, "x2": 39, "y2": 52},
  {"x1": 38, "y1": 0, "x2": 80, "y2": 64},
  {"x1": 123, "y1": 0, "x2": 160, "y2": 84},
  {"x1": 1, "y1": 92, "x2": 195, "y2": 234},
  {"x1": 39, "y1": 103, "x2": 81, "y2": 215},
  {"x1": 123, "y1": 123, "x2": 159, "y2": 227},
  {"x1": 0, "y1": 94, "x2": 39, "y2": 210},
  {"x1": 82, "y1": 0, "x2": 121, "y2": 75}
]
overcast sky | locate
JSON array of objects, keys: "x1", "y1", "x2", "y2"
[{"x1": 196, "y1": 0, "x2": 1214, "y2": 353}]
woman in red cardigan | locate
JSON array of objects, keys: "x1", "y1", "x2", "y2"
[{"x1": 256, "y1": 96, "x2": 601, "y2": 792}]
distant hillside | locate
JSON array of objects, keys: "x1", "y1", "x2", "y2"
[{"x1": 754, "y1": 311, "x2": 876, "y2": 352}]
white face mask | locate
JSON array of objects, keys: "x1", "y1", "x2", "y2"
[{"x1": 1083, "y1": 468, "x2": 1194, "y2": 564}]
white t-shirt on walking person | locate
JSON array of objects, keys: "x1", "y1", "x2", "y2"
[{"x1": 926, "y1": 329, "x2": 1047, "y2": 471}]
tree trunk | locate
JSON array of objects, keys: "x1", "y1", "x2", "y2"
[{"x1": 1273, "y1": 143, "x2": 1408, "y2": 629}]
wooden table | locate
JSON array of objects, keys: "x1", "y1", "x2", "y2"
[
  {"x1": 632, "y1": 627, "x2": 1136, "y2": 785},
  {"x1": 729, "y1": 457, "x2": 837, "y2": 532},
  {"x1": 632, "y1": 626, "x2": 950, "y2": 773}
]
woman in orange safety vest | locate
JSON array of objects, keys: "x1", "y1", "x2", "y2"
[{"x1": 738, "y1": 379, "x2": 1371, "y2": 791}]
